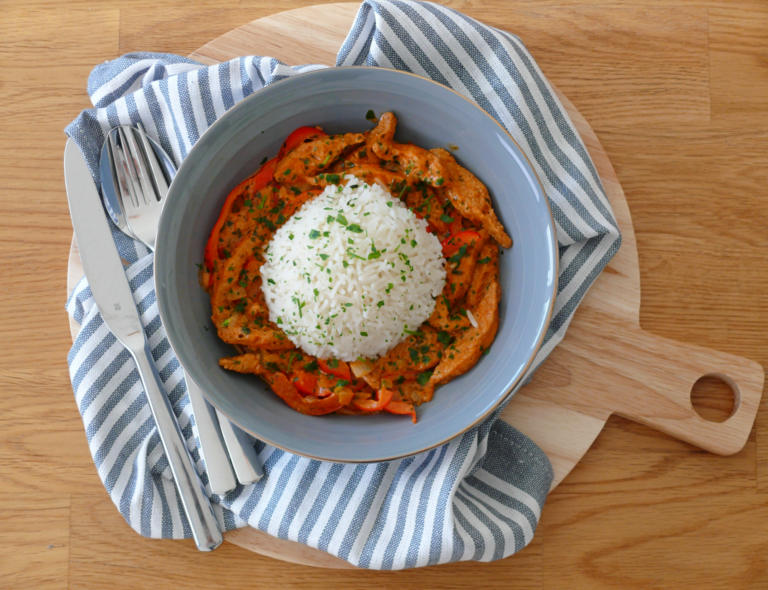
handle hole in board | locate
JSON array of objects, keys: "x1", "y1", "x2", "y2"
[{"x1": 690, "y1": 374, "x2": 738, "y2": 423}]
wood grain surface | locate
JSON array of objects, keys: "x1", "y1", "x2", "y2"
[{"x1": 2, "y1": 0, "x2": 768, "y2": 588}]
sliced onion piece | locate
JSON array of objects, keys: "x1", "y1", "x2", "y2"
[{"x1": 350, "y1": 359, "x2": 375, "y2": 378}]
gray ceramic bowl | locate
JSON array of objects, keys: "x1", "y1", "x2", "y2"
[{"x1": 155, "y1": 67, "x2": 557, "y2": 463}]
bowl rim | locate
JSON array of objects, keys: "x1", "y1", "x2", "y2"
[{"x1": 156, "y1": 65, "x2": 559, "y2": 463}]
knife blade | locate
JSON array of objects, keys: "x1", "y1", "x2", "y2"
[{"x1": 64, "y1": 138, "x2": 223, "y2": 552}]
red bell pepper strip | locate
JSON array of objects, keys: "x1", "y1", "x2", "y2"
[
  {"x1": 268, "y1": 372, "x2": 343, "y2": 415},
  {"x1": 384, "y1": 399, "x2": 417, "y2": 423},
  {"x1": 317, "y1": 359, "x2": 352, "y2": 381},
  {"x1": 441, "y1": 230, "x2": 481, "y2": 257},
  {"x1": 353, "y1": 388, "x2": 394, "y2": 412},
  {"x1": 291, "y1": 370, "x2": 318, "y2": 396},
  {"x1": 204, "y1": 157, "x2": 277, "y2": 284},
  {"x1": 278, "y1": 126, "x2": 327, "y2": 160}
]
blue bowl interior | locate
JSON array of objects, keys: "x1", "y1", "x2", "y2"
[{"x1": 155, "y1": 67, "x2": 557, "y2": 462}]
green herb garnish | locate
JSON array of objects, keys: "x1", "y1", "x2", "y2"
[
  {"x1": 416, "y1": 371, "x2": 432, "y2": 386},
  {"x1": 291, "y1": 296, "x2": 305, "y2": 318}
]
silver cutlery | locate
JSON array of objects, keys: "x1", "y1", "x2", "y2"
[
  {"x1": 65, "y1": 138, "x2": 223, "y2": 551},
  {"x1": 106, "y1": 126, "x2": 166, "y2": 249},
  {"x1": 101, "y1": 125, "x2": 264, "y2": 490},
  {"x1": 216, "y1": 409, "x2": 264, "y2": 485},
  {"x1": 99, "y1": 125, "x2": 175, "y2": 244},
  {"x1": 185, "y1": 378, "x2": 238, "y2": 495}
]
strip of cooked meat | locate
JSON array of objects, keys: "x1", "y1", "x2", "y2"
[
  {"x1": 220, "y1": 353, "x2": 263, "y2": 374},
  {"x1": 210, "y1": 234, "x2": 260, "y2": 310},
  {"x1": 444, "y1": 229, "x2": 488, "y2": 302},
  {"x1": 274, "y1": 132, "x2": 366, "y2": 182},
  {"x1": 429, "y1": 279, "x2": 500, "y2": 387},
  {"x1": 376, "y1": 326, "x2": 445, "y2": 375},
  {"x1": 218, "y1": 185, "x2": 317, "y2": 256},
  {"x1": 307, "y1": 166, "x2": 411, "y2": 193},
  {"x1": 369, "y1": 113, "x2": 449, "y2": 187},
  {"x1": 430, "y1": 148, "x2": 512, "y2": 248},
  {"x1": 405, "y1": 185, "x2": 452, "y2": 233},
  {"x1": 332, "y1": 143, "x2": 384, "y2": 172},
  {"x1": 210, "y1": 234, "x2": 292, "y2": 349},
  {"x1": 367, "y1": 112, "x2": 397, "y2": 145},
  {"x1": 464, "y1": 243, "x2": 499, "y2": 309},
  {"x1": 373, "y1": 142, "x2": 449, "y2": 187},
  {"x1": 217, "y1": 323, "x2": 294, "y2": 350},
  {"x1": 427, "y1": 294, "x2": 471, "y2": 332}
]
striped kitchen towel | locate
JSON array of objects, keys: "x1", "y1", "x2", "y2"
[{"x1": 64, "y1": 0, "x2": 620, "y2": 569}]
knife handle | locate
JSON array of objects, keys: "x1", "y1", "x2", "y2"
[
  {"x1": 131, "y1": 342, "x2": 223, "y2": 551},
  {"x1": 185, "y1": 375, "x2": 237, "y2": 495}
]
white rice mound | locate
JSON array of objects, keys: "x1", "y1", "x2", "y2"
[{"x1": 260, "y1": 175, "x2": 446, "y2": 361}]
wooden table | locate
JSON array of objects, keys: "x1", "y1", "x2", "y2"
[{"x1": 1, "y1": 1, "x2": 766, "y2": 588}]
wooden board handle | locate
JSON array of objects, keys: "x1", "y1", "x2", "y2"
[
  {"x1": 602, "y1": 323, "x2": 765, "y2": 455},
  {"x1": 548, "y1": 308, "x2": 765, "y2": 456}
]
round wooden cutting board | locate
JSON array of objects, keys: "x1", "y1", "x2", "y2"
[{"x1": 67, "y1": 3, "x2": 765, "y2": 569}]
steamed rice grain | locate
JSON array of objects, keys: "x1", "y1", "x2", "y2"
[{"x1": 260, "y1": 175, "x2": 446, "y2": 361}]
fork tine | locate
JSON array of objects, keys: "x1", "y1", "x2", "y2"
[
  {"x1": 106, "y1": 134, "x2": 137, "y2": 240},
  {"x1": 123, "y1": 127, "x2": 155, "y2": 205},
  {"x1": 109, "y1": 131, "x2": 139, "y2": 210},
  {"x1": 117, "y1": 126, "x2": 145, "y2": 206},
  {"x1": 112, "y1": 126, "x2": 164, "y2": 250},
  {"x1": 127, "y1": 127, "x2": 158, "y2": 205},
  {"x1": 136, "y1": 125, "x2": 169, "y2": 200}
]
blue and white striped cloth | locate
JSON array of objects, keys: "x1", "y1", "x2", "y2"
[{"x1": 65, "y1": 0, "x2": 620, "y2": 569}]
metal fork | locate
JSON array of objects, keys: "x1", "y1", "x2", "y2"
[
  {"x1": 107, "y1": 126, "x2": 168, "y2": 250},
  {"x1": 105, "y1": 125, "x2": 264, "y2": 493}
]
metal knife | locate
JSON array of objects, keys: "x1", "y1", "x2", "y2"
[{"x1": 64, "y1": 138, "x2": 223, "y2": 552}]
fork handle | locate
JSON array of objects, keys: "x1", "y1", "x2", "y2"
[
  {"x1": 130, "y1": 342, "x2": 223, "y2": 551},
  {"x1": 216, "y1": 409, "x2": 264, "y2": 484},
  {"x1": 185, "y1": 375, "x2": 237, "y2": 495}
]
